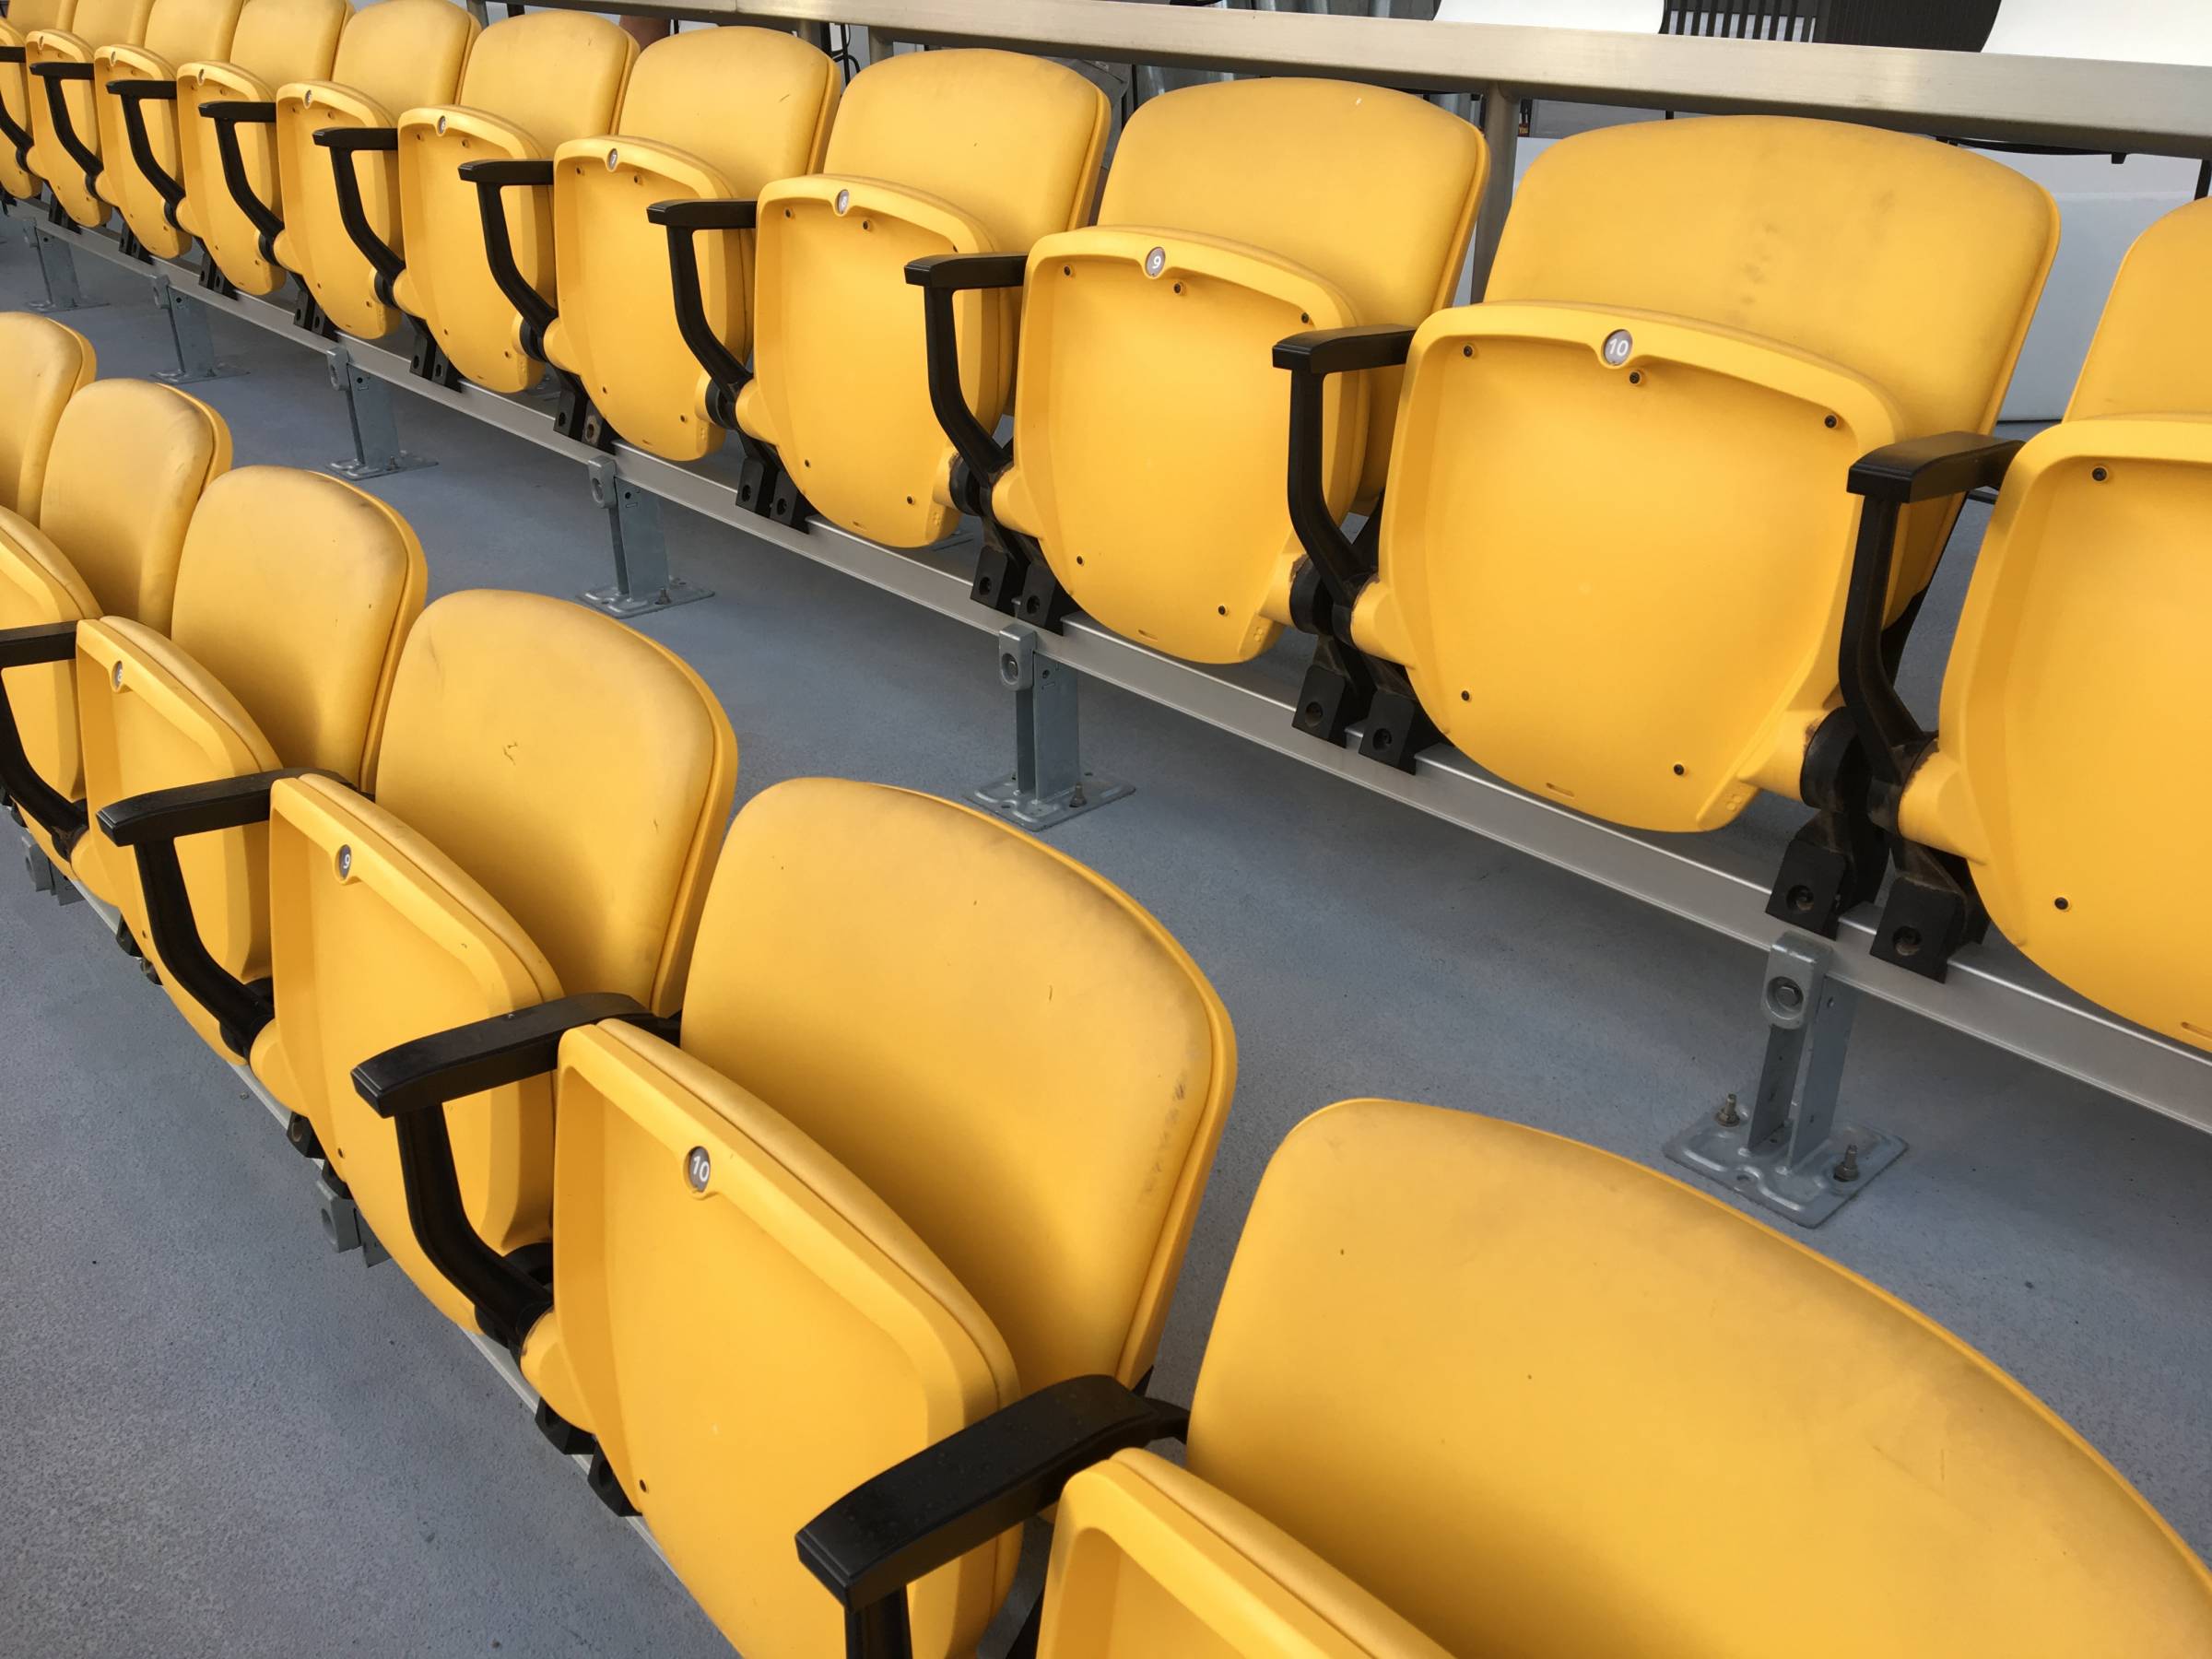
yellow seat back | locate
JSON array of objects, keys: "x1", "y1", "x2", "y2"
[
  {"x1": 27, "y1": 0, "x2": 155, "y2": 226},
  {"x1": 1487, "y1": 115, "x2": 2057, "y2": 610},
  {"x1": 2067, "y1": 195, "x2": 2212, "y2": 420},
  {"x1": 528, "y1": 777, "x2": 1231, "y2": 1658},
  {"x1": 271, "y1": 0, "x2": 476, "y2": 337},
  {"x1": 542, "y1": 26, "x2": 837, "y2": 461},
  {"x1": 391, "y1": 11, "x2": 634, "y2": 392},
  {"x1": 0, "y1": 376, "x2": 227, "y2": 881},
  {"x1": 0, "y1": 312, "x2": 96, "y2": 521},
  {"x1": 0, "y1": 0, "x2": 76, "y2": 197},
  {"x1": 92, "y1": 0, "x2": 237, "y2": 257},
  {"x1": 259, "y1": 590, "x2": 735, "y2": 1325},
  {"x1": 1353, "y1": 117, "x2": 2055, "y2": 831},
  {"x1": 176, "y1": 0, "x2": 347, "y2": 293},
  {"x1": 994, "y1": 78, "x2": 1485, "y2": 665},
  {"x1": 1170, "y1": 1099, "x2": 2212, "y2": 1658},
  {"x1": 1897, "y1": 201, "x2": 2212, "y2": 1053},
  {"x1": 741, "y1": 49, "x2": 1106, "y2": 547},
  {"x1": 72, "y1": 466, "x2": 425, "y2": 1053}
]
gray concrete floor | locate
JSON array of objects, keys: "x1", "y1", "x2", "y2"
[{"x1": 2, "y1": 241, "x2": 2208, "y2": 1656}]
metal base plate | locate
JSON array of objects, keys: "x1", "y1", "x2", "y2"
[
  {"x1": 580, "y1": 577, "x2": 714, "y2": 618},
  {"x1": 1666, "y1": 1113, "x2": 1906, "y2": 1228},
  {"x1": 971, "y1": 770, "x2": 1133, "y2": 832},
  {"x1": 29, "y1": 296, "x2": 107, "y2": 313},
  {"x1": 153, "y1": 359, "x2": 243, "y2": 385},
  {"x1": 329, "y1": 451, "x2": 436, "y2": 482}
]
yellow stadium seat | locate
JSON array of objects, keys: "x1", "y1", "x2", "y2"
[
  {"x1": 322, "y1": 10, "x2": 635, "y2": 391},
  {"x1": 23, "y1": 0, "x2": 155, "y2": 228},
  {"x1": 921, "y1": 77, "x2": 1485, "y2": 643},
  {"x1": 1837, "y1": 197, "x2": 2212, "y2": 1050},
  {"x1": 1277, "y1": 115, "x2": 2056, "y2": 937},
  {"x1": 0, "y1": 312, "x2": 97, "y2": 522},
  {"x1": 90, "y1": 0, "x2": 239, "y2": 261},
  {"x1": 343, "y1": 776, "x2": 1233, "y2": 1658},
  {"x1": 149, "y1": 0, "x2": 349, "y2": 294},
  {"x1": 0, "y1": 377, "x2": 229, "y2": 889},
  {"x1": 459, "y1": 25, "x2": 837, "y2": 455},
  {"x1": 802, "y1": 1099, "x2": 2212, "y2": 1659},
  {"x1": 74, "y1": 466, "x2": 424, "y2": 1056},
  {"x1": 204, "y1": 0, "x2": 478, "y2": 336},
  {"x1": 99, "y1": 589, "x2": 734, "y2": 1317},
  {"x1": 0, "y1": 0, "x2": 77, "y2": 201},
  {"x1": 661, "y1": 48, "x2": 1107, "y2": 540}
]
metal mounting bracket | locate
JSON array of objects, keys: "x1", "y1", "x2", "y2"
[
  {"x1": 325, "y1": 345, "x2": 433, "y2": 480},
  {"x1": 29, "y1": 225, "x2": 101, "y2": 312},
  {"x1": 151, "y1": 273, "x2": 240, "y2": 383},
  {"x1": 580, "y1": 456, "x2": 711, "y2": 618},
  {"x1": 970, "y1": 623, "x2": 1132, "y2": 832},
  {"x1": 1665, "y1": 933, "x2": 1905, "y2": 1227},
  {"x1": 21, "y1": 837, "x2": 81, "y2": 903},
  {"x1": 316, "y1": 1171, "x2": 390, "y2": 1265}
]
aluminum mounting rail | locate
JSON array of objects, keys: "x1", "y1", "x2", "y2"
[{"x1": 12, "y1": 202, "x2": 2209, "y2": 1138}]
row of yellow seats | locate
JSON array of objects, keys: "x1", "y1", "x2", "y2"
[
  {"x1": 5, "y1": 9, "x2": 2203, "y2": 1059},
  {"x1": 0, "y1": 312, "x2": 2209, "y2": 1654}
]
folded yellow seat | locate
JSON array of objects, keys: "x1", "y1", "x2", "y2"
[
  {"x1": 221, "y1": 0, "x2": 477, "y2": 337},
  {"x1": 320, "y1": 9, "x2": 636, "y2": 392},
  {"x1": 802, "y1": 1099, "x2": 2212, "y2": 1658},
  {"x1": 23, "y1": 0, "x2": 154, "y2": 228},
  {"x1": 943, "y1": 76, "x2": 1486, "y2": 656},
  {"x1": 337, "y1": 775, "x2": 1234, "y2": 1659},
  {"x1": 100, "y1": 589, "x2": 735, "y2": 1334},
  {"x1": 1836, "y1": 194, "x2": 2212, "y2": 1046},
  {"x1": 0, "y1": 0, "x2": 77, "y2": 201},
  {"x1": 1277, "y1": 114, "x2": 2057, "y2": 944},
  {"x1": 655, "y1": 46, "x2": 1107, "y2": 546},
  {"x1": 455, "y1": 24, "x2": 838, "y2": 457},
  {"x1": 0, "y1": 375, "x2": 229, "y2": 888},
  {"x1": 145, "y1": 0, "x2": 349, "y2": 289},
  {"x1": 90, "y1": 0, "x2": 240, "y2": 260},
  {"x1": 73, "y1": 465, "x2": 424, "y2": 1058}
]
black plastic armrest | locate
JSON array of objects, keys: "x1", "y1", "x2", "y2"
[
  {"x1": 1275, "y1": 325, "x2": 1414, "y2": 617},
  {"x1": 900, "y1": 253, "x2": 1027, "y2": 496},
  {"x1": 902, "y1": 251, "x2": 1024, "y2": 292},
  {"x1": 0, "y1": 56, "x2": 30, "y2": 166},
  {"x1": 1838, "y1": 432, "x2": 2022, "y2": 785},
  {"x1": 647, "y1": 196, "x2": 757, "y2": 426},
  {"x1": 350, "y1": 993, "x2": 675, "y2": 1350},
  {"x1": 96, "y1": 768, "x2": 330, "y2": 1058},
  {"x1": 460, "y1": 157, "x2": 556, "y2": 347},
  {"x1": 798, "y1": 1375, "x2": 1191, "y2": 1659},
  {"x1": 201, "y1": 100, "x2": 284, "y2": 258},
  {"x1": 1847, "y1": 431, "x2": 2020, "y2": 505},
  {"x1": 315, "y1": 124, "x2": 405, "y2": 303},
  {"x1": 0, "y1": 621, "x2": 86, "y2": 853},
  {"x1": 34, "y1": 59, "x2": 102, "y2": 187},
  {"x1": 106, "y1": 76, "x2": 190, "y2": 222},
  {"x1": 644, "y1": 196, "x2": 754, "y2": 233}
]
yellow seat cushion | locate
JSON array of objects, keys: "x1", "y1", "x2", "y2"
[
  {"x1": 526, "y1": 1019, "x2": 1020, "y2": 1659},
  {"x1": 1040, "y1": 1451, "x2": 1451, "y2": 1659},
  {"x1": 0, "y1": 0, "x2": 78, "y2": 198}
]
